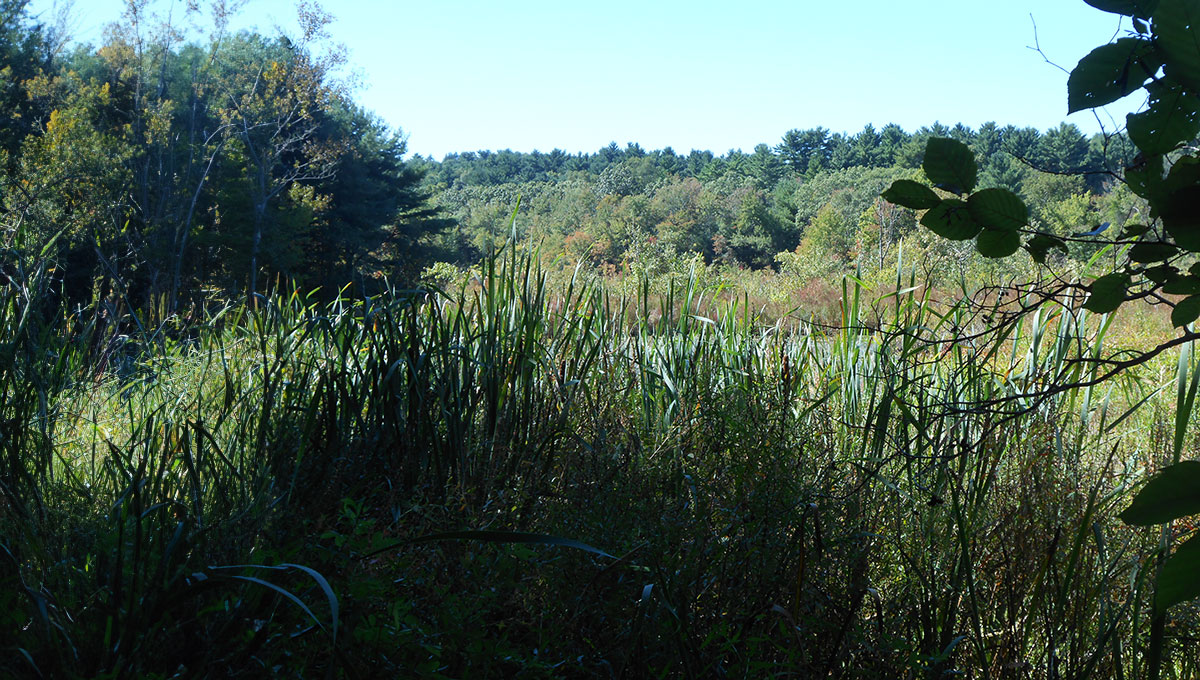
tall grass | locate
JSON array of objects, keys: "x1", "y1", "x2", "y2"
[{"x1": 0, "y1": 240, "x2": 1196, "y2": 677}]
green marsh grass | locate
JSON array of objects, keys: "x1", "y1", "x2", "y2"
[{"x1": 1, "y1": 242, "x2": 1197, "y2": 677}]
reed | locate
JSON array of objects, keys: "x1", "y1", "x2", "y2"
[{"x1": 0, "y1": 240, "x2": 1194, "y2": 677}]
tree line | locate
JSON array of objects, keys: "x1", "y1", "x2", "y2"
[
  {"x1": 0, "y1": 0, "x2": 450, "y2": 311},
  {"x1": 417, "y1": 121, "x2": 1139, "y2": 280},
  {"x1": 422, "y1": 120, "x2": 1125, "y2": 191}
]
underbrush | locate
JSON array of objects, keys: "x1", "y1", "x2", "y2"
[{"x1": 1, "y1": 244, "x2": 1197, "y2": 678}]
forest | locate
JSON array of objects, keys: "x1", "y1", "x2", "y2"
[
  {"x1": 3, "y1": 0, "x2": 1200, "y2": 677},
  {"x1": 413, "y1": 121, "x2": 1129, "y2": 289}
]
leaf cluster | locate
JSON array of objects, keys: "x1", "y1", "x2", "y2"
[{"x1": 882, "y1": 139, "x2": 1031, "y2": 261}]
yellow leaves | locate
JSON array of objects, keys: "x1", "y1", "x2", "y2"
[
  {"x1": 145, "y1": 99, "x2": 176, "y2": 147},
  {"x1": 23, "y1": 72, "x2": 56, "y2": 100},
  {"x1": 264, "y1": 60, "x2": 287, "y2": 88},
  {"x1": 97, "y1": 36, "x2": 136, "y2": 73},
  {"x1": 17, "y1": 72, "x2": 136, "y2": 241},
  {"x1": 287, "y1": 183, "x2": 332, "y2": 217},
  {"x1": 27, "y1": 72, "x2": 114, "y2": 124},
  {"x1": 45, "y1": 108, "x2": 62, "y2": 135}
]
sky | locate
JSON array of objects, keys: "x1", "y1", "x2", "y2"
[{"x1": 27, "y1": 0, "x2": 1144, "y2": 160}]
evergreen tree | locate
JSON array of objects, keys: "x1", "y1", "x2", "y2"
[
  {"x1": 878, "y1": 123, "x2": 908, "y2": 167},
  {"x1": 1038, "y1": 122, "x2": 1089, "y2": 174},
  {"x1": 852, "y1": 124, "x2": 882, "y2": 167},
  {"x1": 748, "y1": 143, "x2": 784, "y2": 189}
]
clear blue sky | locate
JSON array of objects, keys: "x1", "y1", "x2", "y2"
[{"x1": 29, "y1": 0, "x2": 1140, "y2": 159}]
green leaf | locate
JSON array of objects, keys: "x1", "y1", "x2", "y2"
[
  {"x1": 921, "y1": 199, "x2": 982, "y2": 241},
  {"x1": 1161, "y1": 184, "x2": 1200, "y2": 250},
  {"x1": 922, "y1": 138, "x2": 977, "y2": 195},
  {"x1": 1129, "y1": 241, "x2": 1179, "y2": 262},
  {"x1": 1164, "y1": 275, "x2": 1200, "y2": 295},
  {"x1": 1164, "y1": 155, "x2": 1200, "y2": 190},
  {"x1": 1120, "y1": 461, "x2": 1200, "y2": 525},
  {"x1": 1121, "y1": 223, "x2": 1152, "y2": 238},
  {"x1": 1083, "y1": 273, "x2": 1131, "y2": 313},
  {"x1": 976, "y1": 229, "x2": 1021, "y2": 258},
  {"x1": 1126, "y1": 154, "x2": 1164, "y2": 199},
  {"x1": 1157, "y1": 161, "x2": 1200, "y2": 252},
  {"x1": 1068, "y1": 38, "x2": 1162, "y2": 113},
  {"x1": 1085, "y1": 0, "x2": 1159, "y2": 18},
  {"x1": 1156, "y1": 533, "x2": 1200, "y2": 613},
  {"x1": 1155, "y1": 0, "x2": 1200, "y2": 91},
  {"x1": 1025, "y1": 243, "x2": 1049, "y2": 264},
  {"x1": 1173, "y1": 295, "x2": 1200, "y2": 327},
  {"x1": 882, "y1": 179, "x2": 941, "y2": 210},
  {"x1": 1126, "y1": 81, "x2": 1200, "y2": 156},
  {"x1": 1147, "y1": 264, "x2": 1180, "y2": 283},
  {"x1": 967, "y1": 188, "x2": 1029, "y2": 231},
  {"x1": 1025, "y1": 234, "x2": 1069, "y2": 264}
]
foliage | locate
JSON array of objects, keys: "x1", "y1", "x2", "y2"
[
  {"x1": 422, "y1": 125, "x2": 1135, "y2": 285},
  {"x1": 881, "y1": 4, "x2": 1200, "y2": 671},
  {"x1": 0, "y1": 1, "x2": 447, "y2": 308}
]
